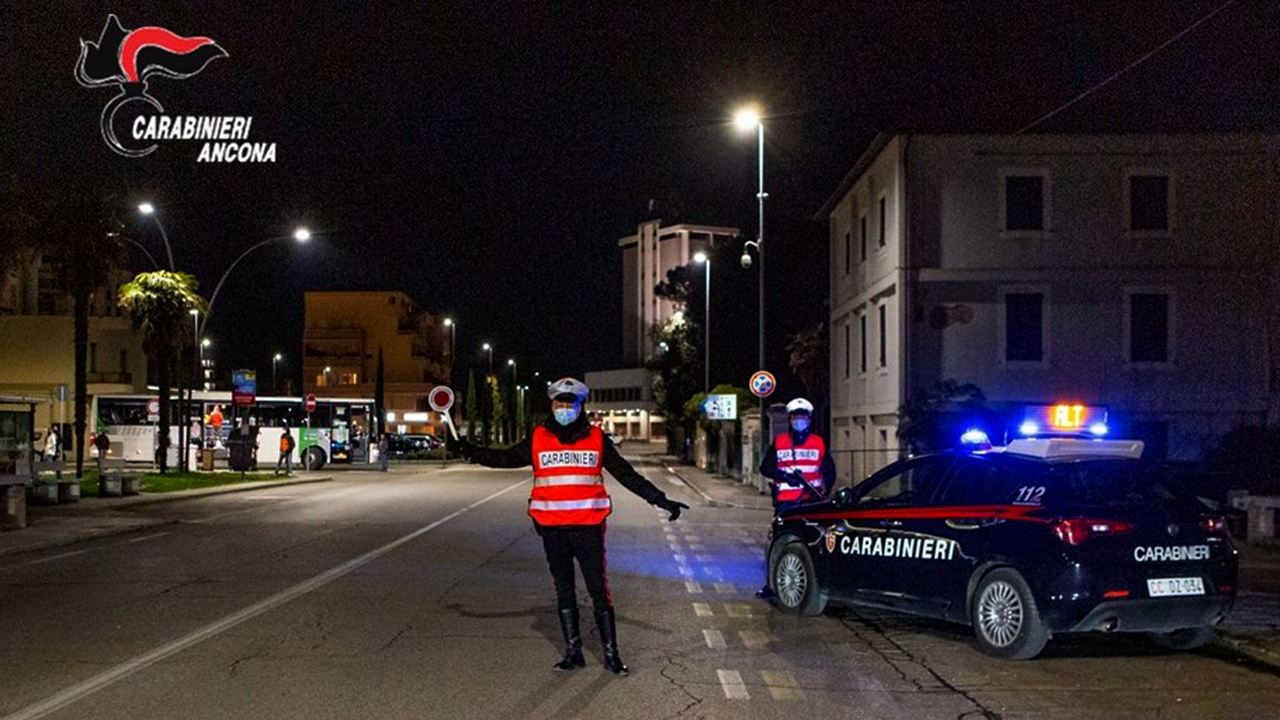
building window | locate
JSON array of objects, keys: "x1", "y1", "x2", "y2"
[
  {"x1": 878, "y1": 303, "x2": 887, "y2": 368},
  {"x1": 859, "y1": 313, "x2": 867, "y2": 374},
  {"x1": 1128, "y1": 292, "x2": 1171, "y2": 363},
  {"x1": 859, "y1": 214, "x2": 868, "y2": 262},
  {"x1": 843, "y1": 231, "x2": 851, "y2": 276},
  {"x1": 1001, "y1": 171, "x2": 1049, "y2": 232},
  {"x1": 878, "y1": 196, "x2": 887, "y2": 248},
  {"x1": 1004, "y1": 293, "x2": 1044, "y2": 362},
  {"x1": 340, "y1": 372, "x2": 359, "y2": 385},
  {"x1": 843, "y1": 323, "x2": 850, "y2": 379},
  {"x1": 1128, "y1": 173, "x2": 1171, "y2": 232}
]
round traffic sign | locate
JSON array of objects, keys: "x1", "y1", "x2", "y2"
[
  {"x1": 428, "y1": 386, "x2": 455, "y2": 412},
  {"x1": 146, "y1": 398, "x2": 160, "y2": 415},
  {"x1": 749, "y1": 370, "x2": 776, "y2": 398},
  {"x1": 304, "y1": 394, "x2": 317, "y2": 412}
]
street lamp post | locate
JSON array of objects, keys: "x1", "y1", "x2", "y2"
[
  {"x1": 735, "y1": 107, "x2": 767, "y2": 460},
  {"x1": 136, "y1": 202, "x2": 176, "y2": 271},
  {"x1": 197, "y1": 227, "x2": 310, "y2": 342},
  {"x1": 482, "y1": 343, "x2": 493, "y2": 375},
  {"x1": 201, "y1": 339, "x2": 211, "y2": 389},
  {"x1": 507, "y1": 357, "x2": 517, "y2": 384},
  {"x1": 273, "y1": 353, "x2": 283, "y2": 394},
  {"x1": 323, "y1": 366, "x2": 332, "y2": 387},
  {"x1": 443, "y1": 318, "x2": 456, "y2": 388},
  {"x1": 694, "y1": 252, "x2": 711, "y2": 393}
]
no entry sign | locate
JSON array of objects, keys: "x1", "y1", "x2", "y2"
[{"x1": 305, "y1": 394, "x2": 317, "y2": 412}]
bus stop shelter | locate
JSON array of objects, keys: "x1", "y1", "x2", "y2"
[{"x1": 0, "y1": 395, "x2": 41, "y2": 530}]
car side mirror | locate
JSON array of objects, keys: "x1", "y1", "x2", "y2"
[{"x1": 835, "y1": 487, "x2": 853, "y2": 506}]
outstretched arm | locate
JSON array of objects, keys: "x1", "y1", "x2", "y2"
[
  {"x1": 452, "y1": 435, "x2": 534, "y2": 468},
  {"x1": 602, "y1": 440, "x2": 688, "y2": 520}
]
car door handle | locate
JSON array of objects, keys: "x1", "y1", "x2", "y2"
[
  {"x1": 946, "y1": 518, "x2": 1004, "y2": 530},
  {"x1": 879, "y1": 519, "x2": 903, "y2": 528}
]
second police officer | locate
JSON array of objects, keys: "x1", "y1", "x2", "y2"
[
  {"x1": 449, "y1": 377, "x2": 689, "y2": 675},
  {"x1": 756, "y1": 397, "x2": 836, "y2": 598}
]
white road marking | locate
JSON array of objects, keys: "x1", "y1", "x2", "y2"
[
  {"x1": 703, "y1": 629, "x2": 727, "y2": 649},
  {"x1": 4, "y1": 479, "x2": 527, "y2": 720},
  {"x1": 718, "y1": 669, "x2": 750, "y2": 699},
  {"x1": 24, "y1": 549, "x2": 91, "y2": 566},
  {"x1": 678, "y1": 566, "x2": 694, "y2": 577},
  {"x1": 693, "y1": 602, "x2": 713, "y2": 617},
  {"x1": 761, "y1": 670, "x2": 806, "y2": 700},
  {"x1": 688, "y1": 543, "x2": 705, "y2": 551},
  {"x1": 666, "y1": 477, "x2": 686, "y2": 487},
  {"x1": 740, "y1": 630, "x2": 772, "y2": 649},
  {"x1": 703, "y1": 567, "x2": 724, "y2": 581},
  {"x1": 713, "y1": 583, "x2": 736, "y2": 594},
  {"x1": 124, "y1": 532, "x2": 169, "y2": 544},
  {"x1": 695, "y1": 554, "x2": 713, "y2": 562},
  {"x1": 725, "y1": 603, "x2": 753, "y2": 618},
  {"x1": 22, "y1": 532, "x2": 170, "y2": 567},
  {"x1": 685, "y1": 582, "x2": 703, "y2": 594},
  {"x1": 684, "y1": 535, "x2": 701, "y2": 542},
  {"x1": 673, "y1": 554, "x2": 687, "y2": 563}
]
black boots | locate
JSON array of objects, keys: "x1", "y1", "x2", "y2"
[
  {"x1": 553, "y1": 607, "x2": 585, "y2": 670},
  {"x1": 595, "y1": 607, "x2": 629, "y2": 676}
]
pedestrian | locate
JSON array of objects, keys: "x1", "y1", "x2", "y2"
[
  {"x1": 93, "y1": 431, "x2": 111, "y2": 474},
  {"x1": 756, "y1": 398, "x2": 836, "y2": 599},
  {"x1": 276, "y1": 424, "x2": 296, "y2": 476},
  {"x1": 43, "y1": 426, "x2": 59, "y2": 463},
  {"x1": 378, "y1": 433, "x2": 390, "y2": 472},
  {"x1": 448, "y1": 377, "x2": 689, "y2": 675}
]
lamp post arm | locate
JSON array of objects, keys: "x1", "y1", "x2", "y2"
[
  {"x1": 122, "y1": 237, "x2": 161, "y2": 270},
  {"x1": 145, "y1": 216, "x2": 176, "y2": 271},
  {"x1": 198, "y1": 236, "x2": 281, "y2": 337}
]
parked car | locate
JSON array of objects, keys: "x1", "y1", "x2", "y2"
[
  {"x1": 387, "y1": 434, "x2": 443, "y2": 457},
  {"x1": 766, "y1": 437, "x2": 1238, "y2": 660}
]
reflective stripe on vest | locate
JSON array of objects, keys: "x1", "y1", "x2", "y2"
[
  {"x1": 529, "y1": 426, "x2": 611, "y2": 525},
  {"x1": 533, "y1": 474, "x2": 605, "y2": 487}
]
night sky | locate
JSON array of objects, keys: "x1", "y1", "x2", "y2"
[{"x1": 6, "y1": 1, "x2": 1277, "y2": 393}]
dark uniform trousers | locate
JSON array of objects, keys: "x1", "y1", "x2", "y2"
[{"x1": 540, "y1": 524, "x2": 612, "y2": 613}]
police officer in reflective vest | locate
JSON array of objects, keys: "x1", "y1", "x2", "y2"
[
  {"x1": 449, "y1": 377, "x2": 688, "y2": 675},
  {"x1": 756, "y1": 397, "x2": 836, "y2": 597}
]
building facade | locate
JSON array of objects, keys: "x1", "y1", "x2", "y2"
[
  {"x1": 584, "y1": 367, "x2": 660, "y2": 441},
  {"x1": 302, "y1": 291, "x2": 450, "y2": 434},
  {"x1": 0, "y1": 258, "x2": 146, "y2": 437},
  {"x1": 822, "y1": 134, "x2": 1280, "y2": 484}
]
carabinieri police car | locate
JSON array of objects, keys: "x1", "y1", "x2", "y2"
[{"x1": 765, "y1": 436, "x2": 1238, "y2": 659}]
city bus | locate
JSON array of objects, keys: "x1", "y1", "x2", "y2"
[{"x1": 89, "y1": 392, "x2": 375, "y2": 470}]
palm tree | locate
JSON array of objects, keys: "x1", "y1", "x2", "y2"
[
  {"x1": 118, "y1": 271, "x2": 207, "y2": 473},
  {"x1": 41, "y1": 196, "x2": 127, "y2": 478}
]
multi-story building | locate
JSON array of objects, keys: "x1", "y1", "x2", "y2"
[
  {"x1": 302, "y1": 291, "x2": 450, "y2": 434},
  {"x1": 590, "y1": 219, "x2": 740, "y2": 443},
  {"x1": 821, "y1": 133, "x2": 1280, "y2": 483},
  {"x1": 0, "y1": 257, "x2": 146, "y2": 437}
]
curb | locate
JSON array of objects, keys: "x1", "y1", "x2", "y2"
[
  {"x1": 1213, "y1": 630, "x2": 1280, "y2": 671},
  {"x1": 103, "y1": 475, "x2": 333, "y2": 509}
]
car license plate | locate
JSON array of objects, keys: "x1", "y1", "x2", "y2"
[{"x1": 1147, "y1": 577, "x2": 1205, "y2": 597}]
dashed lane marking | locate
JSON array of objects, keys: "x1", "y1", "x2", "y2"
[
  {"x1": 717, "y1": 670, "x2": 750, "y2": 700},
  {"x1": 761, "y1": 670, "x2": 806, "y2": 700},
  {"x1": 688, "y1": 543, "x2": 706, "y2": 551},
  {"x1": 693, "y1": 602, "x2": 714, "y2": 617},
  {"x1": 695, "y1": 554, "x2": 713, "y2": 562},
  {"x1": 703, "y1": 629, "x2": 727, "y2": 650},
  {"x1": 703, "y1": 567, "x2": 724, "y2": 581},
  {"x1": 713, "y1": 583, "x2": 736, "y2": 594},
  {"x1": 666, "y1": 477, "x2": 686, "y2": 487},
  {"x1": 740, "y1": 630, "x2": 772, "y2": 650},
  {"x1": 684, "y1": 535, "x2": 702, "y2": 542},
  {"x1": 673, "y1": 554, "x2": 688, "y2": 563},
  {"x1": 725, "y1": 603, "x2": 753, "y2": 618},
  {"x1": 685, "y1": 582, "x2": 703, "y2": 594}
]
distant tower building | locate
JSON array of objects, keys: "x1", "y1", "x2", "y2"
[{"x1": 619, "y1": 219, "x2": 739, "y2": 364}]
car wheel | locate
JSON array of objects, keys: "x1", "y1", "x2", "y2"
[
  {"x1": 971, "y1": 568, "x2": 1048, "y2": 660},
  {"x1": 771, "y1": 542, "x2": 827, "y2": 616},
  {"x1": 1147, "y1": 626, "x2": 1216, "y2": 651},
  {"x1": 304, "y1": 446, "x2": 326, "y2": 471}
]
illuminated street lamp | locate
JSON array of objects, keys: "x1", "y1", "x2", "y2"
[
  {"x1": 136, "y1": 201, "x2": 176, "y2": 270},
  {"x1": 323, "y1": 366, "x2": 332, "y2": 387},
  {"x1": 694, "y1": 252, "x2": 711, "y2": 393},
  {"x1": 443, "y1": 318, "x2": 456, "y2": 388},
  {"x1": 507, "y1": 357, "x2": 517, "y2": 383},
  {"x1": 482, "y1": 343, "x2": 493, "y2": 375},
  {"x1": 734, "y1": 104, "x2": 767, "y2": 460},
  {"x1": 273, "y1": 353, "x2": 283, "y2": 394}
]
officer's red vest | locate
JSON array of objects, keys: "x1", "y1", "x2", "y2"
[
  {"x1": 774, "y1": 432, "x2": 827, "y2": 503},
  {"x1": 529, "y1": 426, "x2": 611, "y2": 526}
]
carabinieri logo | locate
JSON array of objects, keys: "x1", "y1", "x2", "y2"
[{"x1": 76, "y1": 15, "x2": 275, "y2": 162}]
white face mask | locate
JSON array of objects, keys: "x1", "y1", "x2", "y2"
[
  {"x1": 791, "y1": 416, "x2": 810, "y2": 433},
  {"x1": 554, "y1": 406, "x2": 580, "y2": 426}
]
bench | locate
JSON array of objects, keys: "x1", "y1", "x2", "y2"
[
  {"x1": 0, "y1": 474, "x2": 25, "y2": 530},
  {"x1": 99, "y1": 458, "x2": 125, "y2": 497},
  {"x1": 31, "y1": 460, "x2": 63, "y2": 504}
]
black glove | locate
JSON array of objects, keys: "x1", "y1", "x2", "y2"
[
  {"x1": 656, "y1": 497, "x2": 689, "y2": 522},
  {"x1": 446, "y1": 436, "x2": 474, "y2": 460}
]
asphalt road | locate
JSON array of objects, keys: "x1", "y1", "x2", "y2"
[{"x1": 2, "y1": 459, "x2": 1279, "y2": 720}]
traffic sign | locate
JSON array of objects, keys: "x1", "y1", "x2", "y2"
[
  {"x1": 146, "y1": 397, "x2": 160, "y2": 422},
  {"x1": 304, "y1": 394, "x2": 317, "y2": 413},
  {"x1": 428, "y1": 386, "x2": 455, "y2": 412},
  {"x1": 749, "y1": 371, "x2": 776, "y2": 398},
  {"x1": 703, "y1": 393, "x2": 738, "y2": 421}
]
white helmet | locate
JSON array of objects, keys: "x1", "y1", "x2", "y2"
[
  {"x1": 786, "y1": 398, "x2": 814, "y2": 414},
  {"x1": 547, "y1": 377, "x2": 590, "y2": 402}
]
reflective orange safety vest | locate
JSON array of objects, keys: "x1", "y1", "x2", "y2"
[
  {"x1": 773, "y1": 432, "x2": 827, "y2": 503},
  {"x1": 529, "y1": 426, "x2": 611, "y2": 526}
]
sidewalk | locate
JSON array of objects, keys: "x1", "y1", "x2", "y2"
[
  {"x1": 663, "y1": 456, "x2": 1280, "y2": 669},
  {"x1": 0, "y1": 475, "x2": 331, "y2": 559}
]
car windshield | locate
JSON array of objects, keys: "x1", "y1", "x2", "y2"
[{"x1": 1048, "y1": 460, "x2": 1198, "y2": 509}]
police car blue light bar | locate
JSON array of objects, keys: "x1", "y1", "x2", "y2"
[
  {"x1": 1019, "y1": 421, "x2": 1040, "y2": 436},
  {"x1": 1089, "y1": 422, "x2": 1108, "y2": 437},
  {"x1": 960, "y1": 428, "x2": 990, "y2": 446}
]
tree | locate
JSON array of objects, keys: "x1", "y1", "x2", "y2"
[
  {"x1": 489, "y1": 375, "x2": 506, "y2": 446},
  {"x1": 41, "y1": 195, "x2": 128, "y2": 478},
  {"x1": 374, "y1": 348, "x2": 385, "y2": 438},
  {"x1": 646, "y1": 317, "x2": 700, "y2": 457},
  {"x1": 786, "y1": 321, "x2": 829, "y2": 434},
  {"x1": 466, "y1": 370, "x2": 479, "y2": 442},
  {"x1": 118, "y1": 271, "x2": 207, "y2": 473},
  {"x1": 897, "y1": 380, "x2": 991, "y2": 454}
]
